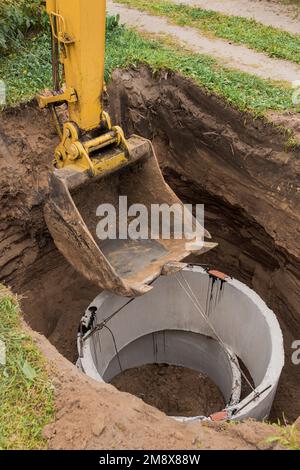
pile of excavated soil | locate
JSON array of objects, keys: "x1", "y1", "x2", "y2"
[{"x1": 111, "y1": 364, "x2": 225, "y2": 417}]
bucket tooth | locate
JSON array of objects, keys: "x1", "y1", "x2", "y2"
[{"x1": 44, "y1": 135, "x2": 216, "y2": 297}]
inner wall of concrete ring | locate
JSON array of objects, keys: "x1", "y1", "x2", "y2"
[
  {"x1": 79, "y1": 266, "x2": 285, "y2": 421},
  {"x1": 81, "y1": 329, "x2": 241, "y2": 417}
]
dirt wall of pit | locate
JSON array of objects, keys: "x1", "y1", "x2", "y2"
[{"x1": 0, "y1": 66, "x2": 300, "y2": 422}]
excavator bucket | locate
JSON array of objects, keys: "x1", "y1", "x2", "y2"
[{"x1": 45, "y1": 135, "x2": 216, "y2": 297}]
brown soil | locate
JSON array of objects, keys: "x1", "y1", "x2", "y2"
[
  {"x1": 1, "y1": 66, "x2": 300, "y2": 448},
  {"x1": 0, "y1": 104, "x2": 99, "y2": 361},
  {"x1": 111, "y1": 364, "x2": 225, "y2": 417}
]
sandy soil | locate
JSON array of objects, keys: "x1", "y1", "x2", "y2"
[
  {"x1": 111, "y1": 364, "x2": 225, "y2": 417},
  {"x1": 108, "y1": 1, "x2": 300, "y2": 84},
  {"x1": 170, "y1": 0, "x2": 300, "y2": 35}
]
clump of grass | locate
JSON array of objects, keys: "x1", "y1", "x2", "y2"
[
  {"x1": 0, "y1": 15, "x2": 123, "y2": 107},
  {"x1": 267, "y1": 423, "x2": 300, "y2": 450},
  {"x1": 117, "y1": 0, "x2": 300, "y2": 64},
  {"x1": 285, "y1": 131, "x2": 300, "y2": 150},
  {"x1": 0, "y1": 17, "x2": 294, "y2": 113},
  {"x1": 0, "y1": 286, "x2": 54, "y2": 450}
]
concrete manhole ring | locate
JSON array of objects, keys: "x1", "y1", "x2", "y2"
[{"x1": 77, "y1": 265, "x2": 284, "y2": 422}]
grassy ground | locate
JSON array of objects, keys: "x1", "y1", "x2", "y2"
[
  {"x1": 116, "y1": 0, "x2": 300, "y2": 64},
  {"x1": 0, "y1": 286, "x2": 54, "y2": 450},
  {"x1": 0, "y1": 32, "x2": 52, "y2": 105},
  {"x1": 267, "y1": 422, "x2": 300, "y2": 450},
  {"x1": 0, "y1": 20, "x2": 295, "y2": 115}
]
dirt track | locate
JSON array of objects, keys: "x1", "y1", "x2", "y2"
[
  {"x1": 108, "y1": 0, "x2": 300, "y2": 84},
  {"x1": 170, "y1": 0, "x2": 300, "y2": 35}
]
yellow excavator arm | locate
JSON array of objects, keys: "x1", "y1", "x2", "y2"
[
  {"x1": 38, "y1": 0, "x2": 215, "y2": 297},
  {"x1": 39, "y1": 0, "x2": 128, "y2": 176},
  {"x1": 45, "y1": 0, "x2": 105, "y2": 131}
]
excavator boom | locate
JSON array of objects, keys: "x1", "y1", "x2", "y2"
[
  {"x1": 39, "y1": 0, "x2": 216, "y2": 297},
  {"x1": 45, "y1": 0, "x2": 106, "y2": 131}
]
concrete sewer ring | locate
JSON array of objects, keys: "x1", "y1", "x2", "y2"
[{"x1": 77, "y1": 266, "x2": 284, "y2": 422}]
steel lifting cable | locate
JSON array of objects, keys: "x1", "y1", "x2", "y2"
[
  {"x1": 80, "y1": 298, "x2": 138, "y2": 372},
  {"x1": 103, "y1": 325, "x2": 123, "y2": 373},
  {"x1": 81, "y1": 278, "x2": 158, "y2": 344},
  {"x1": 175, "y1": 271, "x2": 258, "y2": 396},
  {"x1": 176, "y1": 271, "x2": 257, "y2": 394},
  {"x1": 82, "y1": 298, "x2": 136, "y2": 343}
]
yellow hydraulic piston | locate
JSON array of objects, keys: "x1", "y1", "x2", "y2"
[{"x1": 39, "y1": 0, "x2": 128, "y2": 175}]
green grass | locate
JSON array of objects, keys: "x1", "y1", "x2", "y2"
[
  {"x1": 267, "y1": 423, "x2": 300, "y2": 450},
  {"x1": 0, "y1": 21, "x2": 294, "y2": 115},
  {"x1": 0, "y1": 286, "x2": 54, "y2": 450},
  {"x1": 105, "y1": 23, "x2": 293, "y2": 114},
  {"x1": 0, "y1": 0, "x2": 47, "y2": 55},
  {"x1": 0, "y1": 33, "x2": 53, "y2": 106},
  {"x1": 116, "y1": 0, "x2": 300, "y2": 64}
]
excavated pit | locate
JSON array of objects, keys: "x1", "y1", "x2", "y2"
[{"x1": 0, "y1": 66, "x2": 300, "y2": 423}]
